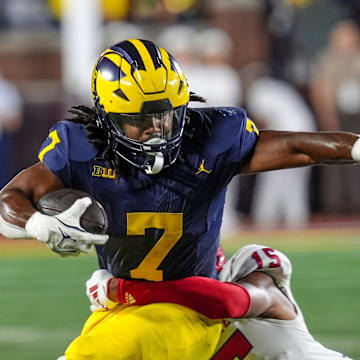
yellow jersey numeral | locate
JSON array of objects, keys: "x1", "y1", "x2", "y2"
[
  {"x1": 127, "y1": 212, "x2": 183, "y2": 281},
  {"x1": 38, "y1": 130, "x2": 61, "y2": 162},
  {"x1": 246, "y1": 118, "x2": 259, "y2": 135}
]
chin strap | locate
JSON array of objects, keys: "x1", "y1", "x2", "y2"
[{"x1": 145, "y1": 152, "x2": 164, "y2": 175}]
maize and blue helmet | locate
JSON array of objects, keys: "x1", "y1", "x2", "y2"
[{"x1": 92, "y1": 39, "x2": 190, "y2": 174}]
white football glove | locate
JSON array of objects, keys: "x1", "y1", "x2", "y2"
[
  {"x1": 25, "y1": 197, "x2": 109, "y2": 257},
  {"x1": 86, "y1": 269, "x2": 114, "y2": 312}
]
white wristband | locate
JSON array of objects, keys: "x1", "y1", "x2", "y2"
[
  {"x1": 351, "y1": 138, "x2": 360, "y2": 162},
  {"x1": 25, "y1": 211, "x2": 50, "y2": 242},
  {"x1": 0, "y1": 214, "x2": 29, "y2": 239}
]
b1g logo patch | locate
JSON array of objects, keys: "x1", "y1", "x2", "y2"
[{"x1": 92, "y1": 165, "x2": 116, "y2": 179}]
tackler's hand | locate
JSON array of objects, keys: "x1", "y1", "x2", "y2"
[
  {"x1": 86, "y1": 269, "x2": 115, "y2": 312},
  {"x1": 25, "y1": 197, "x2": 109, "y2": 257}
]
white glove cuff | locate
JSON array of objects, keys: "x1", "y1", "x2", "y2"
[
  {"x1": 351, "y1": 137, "x2": 360, "y2": 161},
  {"x1": 25, "y1": 211, "x2": 47, "y2": 240},
  {"x1": 0, "y1": 214, "x2": 28, "y2": 239}
]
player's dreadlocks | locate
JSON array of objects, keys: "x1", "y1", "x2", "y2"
[{"x1": 68, "y1": 92, "x2": 209, "y2": 177}]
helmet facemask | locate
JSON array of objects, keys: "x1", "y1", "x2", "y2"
[{"x1": 107, "y1": 101, "x2": 187, "y2": 174}]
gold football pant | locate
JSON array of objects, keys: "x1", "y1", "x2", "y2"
[{"x1": 65, "y1": 303, "x2": 223, "y2": 360}]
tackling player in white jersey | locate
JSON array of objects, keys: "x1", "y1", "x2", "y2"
[{"x1": 215, "y1": 244, "x2": 350, "y2": 359}]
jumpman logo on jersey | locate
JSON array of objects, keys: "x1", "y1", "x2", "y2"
[{"x1": 196, "y1": 160, "x2": 212, "y2": 175}]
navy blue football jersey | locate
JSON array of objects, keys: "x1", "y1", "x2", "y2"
[{"x1": 38, "y1": 107, "x2": 258, "y2": 281}]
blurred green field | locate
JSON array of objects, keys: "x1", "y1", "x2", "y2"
[{"x1": 0, "y1": 229, "x2": 359, "y2": 360}]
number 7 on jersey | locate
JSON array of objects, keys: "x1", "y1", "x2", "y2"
[{"x1": 127, "y1": 212, "x2": 183, "y2": 281}]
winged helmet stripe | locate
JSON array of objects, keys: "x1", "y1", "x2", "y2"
[
  {"x1": 111, "y1": 41, "x2": 146, "y2": 70},
  {"x1": 139, "y1": 39, "x2": 163, "y2": 69}
]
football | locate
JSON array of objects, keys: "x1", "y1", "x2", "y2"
[{"x1": 35, "y1": 189, "x2": 108, "y2": 235}]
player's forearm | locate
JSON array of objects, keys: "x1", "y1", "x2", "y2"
[
  {"x1": 0, "y1": 162, "x2": 64, "y2": 236},
  {"x1": 0, "y1": 189, "x2": 36, "y2": 228},
  {"x1": 291, "y1": 131, "x2": 359, "y2": 164},
  {"x1": 109, "y1": 276, "x2": 251, "y2": 319},
  {"x1": 242, "y1": 130, "x2": 359, "y2": 174},
  {"x1": 0, "y1": 189, "x2": 38, "y2": 238}
]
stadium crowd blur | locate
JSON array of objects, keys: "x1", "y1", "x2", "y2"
[{"x1": 1, "y1": 0, "x2": 360, "y2": 231}]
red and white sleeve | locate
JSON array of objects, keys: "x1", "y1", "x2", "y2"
[{"x1": 116, "y1": 276, "x2": 251, "y2": 319}]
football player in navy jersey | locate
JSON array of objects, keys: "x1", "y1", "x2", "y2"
[{"x1": 0, "y1": 39, "x2": 360, "y2": 358}]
